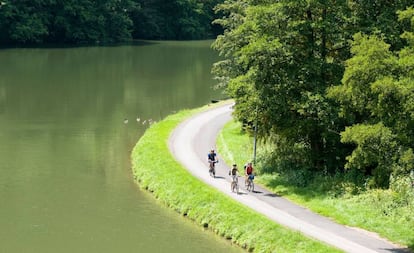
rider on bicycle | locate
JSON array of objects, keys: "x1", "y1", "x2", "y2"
[
  {"x1": 208, "y1": 149, "x2": 218, "y2": 170},
  {"x1": 229, "y1": 164, "x2": 239, "y2": 182},
  {"x1": 244, "y1": 162, "x2": 254, "y2": 185}
]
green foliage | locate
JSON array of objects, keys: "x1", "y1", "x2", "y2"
[
  {"x1": 347, "y1": 0, "x2": 413, "y2": 49},
  {"x1": 212, "y1": 0, "x2": 414, "y2": 189},
  {"x1": 259, "y1": 135, "x2": 313, "y2": 174},
  {"x1": 340, "y1": 123, "x2": 397, "y2": 187},
  {"x1": 0, "y1": 0, "x2": 50, "y2": 44},
  {"x1": 329, "y1": 33, "x2": 398, "y2": 121},
  {"x1": 130, "y1": 0, "x2": 223, "y2": 40},
  {"x1": 398, "y1": 6, "x2": 414, "y2": 46},
  {"x1": 328, "y1": 19, "x2": 414, "y2": 187},
  {"x1": 0, "y1": 0, "x2": 222, "y2": 45},
  {"x1": 0, "y1": 0, "x2": 137, "y2": 44}
]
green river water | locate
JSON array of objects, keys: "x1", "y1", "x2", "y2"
[{"x1": 0, "y1": 41, "x2": 243, "y2": 253}]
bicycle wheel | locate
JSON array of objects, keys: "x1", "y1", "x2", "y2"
[
  {"x1": 211, "y1": 168, "x2": 215, "y2": 178},
  {"x1": 247, "y1": 179, "x2": 255, "y2": 192},
  {"x1": 209, "y1": 165, "x2": 215, "y2": 178}
]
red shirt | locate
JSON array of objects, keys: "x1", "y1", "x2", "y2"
[{"x1": 246, "y1": 165, "x2": 253, "y2": 174}]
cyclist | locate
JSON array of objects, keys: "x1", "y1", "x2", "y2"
[
  {"x1": 229, "y1": 164, "x2": 239, "y2": 181},
  {"x1": 207, "y1": 149, "x2": 218, "y2": 172},
  {"x1": 229, "y1": 164, "x2": 239, "y2": 192},
  {"x1": 244, "y1": 162, "x2": 254, "y2": 186}
]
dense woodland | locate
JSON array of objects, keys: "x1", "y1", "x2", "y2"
[
  {"x1": 212, "y1": 0, "x2": 414, "y2": 192},
  {"x1": 0, "y1": 0, "x2": 222, "y2": 44}
]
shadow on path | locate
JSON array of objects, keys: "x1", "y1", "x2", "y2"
[{"x1": 263, "y1": 193, "x2": 279, "y2": 197}]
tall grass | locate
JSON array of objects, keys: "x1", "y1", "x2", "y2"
[
  {"x1": 131, "y1": 102, "x2": 342, "y2": 253},
  {"x1": 217, "y1": 119, "x2": 414, "y2": 251}
]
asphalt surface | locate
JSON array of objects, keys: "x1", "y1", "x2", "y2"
[{"x1": 168, "y1": 102, "x2": 410, "y2": 253}]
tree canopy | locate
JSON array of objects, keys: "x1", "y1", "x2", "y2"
[
  {"x1": 213, "y1": 0, "x2": 414, "y2": 188},
  {"x1": 0, "y1": 0, "x2": 223, "y2": 45}
]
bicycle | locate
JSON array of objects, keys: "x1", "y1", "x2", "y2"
[
  {"x1": 231, "y1": 176, "x2": 239, "y2": 194},
  {"x1": 208, "y1": 160, "x2": 218, "y2": 178},
  {"x1": 246, "y1": 174, "x2": 254, "y2": 192}
]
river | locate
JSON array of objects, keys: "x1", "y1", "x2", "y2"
[{"x1": 0, "y1": 41, "x2": 242, "y2": 253}]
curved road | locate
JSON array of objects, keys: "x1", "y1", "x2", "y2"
[{"x1": 168, "y1": 102, "x2": 408, "y2": 253}]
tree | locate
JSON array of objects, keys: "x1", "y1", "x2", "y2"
[
  {"x1": 0, "y1": 0, "x2": 50, "y2": 44},
  {"x1": 213, "y1": 0, "x2": 352, "y2": 171},
  {"x1": 347, "y1": 0, "x2": 413, "y2": 49},
  {"x1": 131, "y1": 0, "x2": 223, "y2": 40},
  {"x1": 328, "y1": 8, "x2": 414, "y2": 187},
  {"x1": 212, "y1": 1, "x2": 414, "y2": 186},
  {"x1": 0, "y1": 0, "x2": 137, "y2": 44}
]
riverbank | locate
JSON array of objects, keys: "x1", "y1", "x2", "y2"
[{"x1": 131, "y1": 101, "x2": 341, "y2": 253}]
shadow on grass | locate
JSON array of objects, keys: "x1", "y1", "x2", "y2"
[{"x1": 263, "y1": 176, "x2": 324, "y2": 202}]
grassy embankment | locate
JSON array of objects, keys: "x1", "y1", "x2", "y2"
[
  {"x1": 131, "y1": 101, "x2": 342, "y2": 253},
  {"x1": 217, "y1": 119, "x2": 414, "y2": 251}
]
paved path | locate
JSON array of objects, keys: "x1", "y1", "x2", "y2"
[{"x1": 168, "y1": 102, "x2": 409, "y2": 253}]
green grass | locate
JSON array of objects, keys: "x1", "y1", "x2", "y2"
[
  {"x1": 131, "y1": 101, "x2": 342, "y2": 253},
  {"x1": 216, "y1": 120, "x2": 253, "y2": 168},
  {"x1": 217, "y1": 119, "x2": 414, "y2": 251}
]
